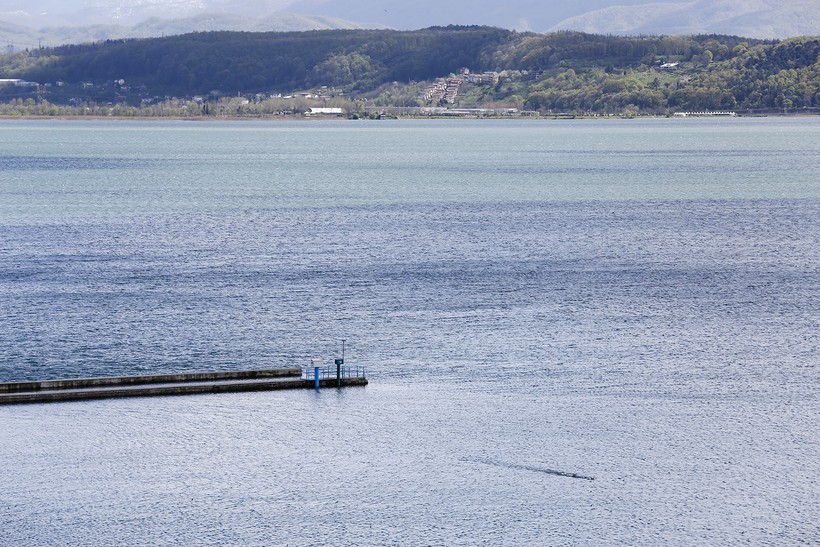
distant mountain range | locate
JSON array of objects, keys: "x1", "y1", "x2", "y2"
[
  {"x1": 1, "y1": 0, "x2": 817, "y2": 50},
  {"x1": 549, "y1": 0, "x2": 820, "y2": 38}
]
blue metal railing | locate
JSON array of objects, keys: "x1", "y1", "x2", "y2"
[{"x1": 302, "y1": 365, "x2": 367, "y2": 380}]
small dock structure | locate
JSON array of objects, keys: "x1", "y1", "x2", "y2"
[{"x1": 0, "y1": 366, "x2": 367, "y2": 405}]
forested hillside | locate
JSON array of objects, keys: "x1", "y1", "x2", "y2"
[
  {"x1": 1, "y1": 27, "x2": 818, "y2": 115},
  {"x1": 4, "y1": 27, "x2": 512, "y2": 94}
]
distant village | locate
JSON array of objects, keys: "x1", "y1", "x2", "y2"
[
  {"x1": 2, "y1": 58, "x2": 816, "y2": 119},
  {"x1": 0, "y1": 67, "x2": 543, "y2": 118},
  {"x1": 419, "y1": 68, "x2": 501, "y2": 105},
  {"x1": 2, "y1": 27, "x2": 818, "y2": 119}
]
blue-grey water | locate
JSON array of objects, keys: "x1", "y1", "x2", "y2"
[{"x1": 1, "y1": 118, "x2": 818, "y2": 545}]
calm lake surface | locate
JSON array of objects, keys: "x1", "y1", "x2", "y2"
[{"x1": 1, "y1": 117, "x2": 818, "y2": 545}]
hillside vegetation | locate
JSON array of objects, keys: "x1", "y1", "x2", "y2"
[{"x1": 0, "y1": 27, "x2": 818, "y2": 116}]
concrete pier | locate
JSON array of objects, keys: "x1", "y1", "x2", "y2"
[{"x1": 0, "y1": 368, "x2": 367, "y2": 405}]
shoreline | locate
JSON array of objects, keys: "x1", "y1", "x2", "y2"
[{"x1": 0, "y1": 112, "x2": 817, "y2": 122}]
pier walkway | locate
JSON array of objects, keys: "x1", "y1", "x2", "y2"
[{"x1": 0, "y1": 367, "x2": 367, "y2": 405}]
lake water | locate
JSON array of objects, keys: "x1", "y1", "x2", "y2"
[{"x1": 1, "y1": 118, "x2": 818, "y2": 544}]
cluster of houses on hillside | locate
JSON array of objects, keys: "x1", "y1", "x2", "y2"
[
  {"x1": 419, "y1": 69, "x2": 501, "y2": 106},
  {"x1": 463, "y1": 70, "x2": 501, "y2": 85},
  {"x1": 420, "y1": 77, "x2": 461, "y2": 105}
]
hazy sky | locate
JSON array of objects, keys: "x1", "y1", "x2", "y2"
[
  {"x1": 0, "y1": 0, "x2": 673, "y2": 26},
  {"x1": 0, "y1": 0, "x2": 816, "y2": 39}
]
